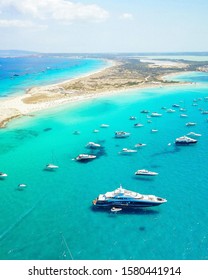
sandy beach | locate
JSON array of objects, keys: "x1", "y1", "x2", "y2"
[{"x1": 0, "y1": 58, "x2": 196, "y2": 128}]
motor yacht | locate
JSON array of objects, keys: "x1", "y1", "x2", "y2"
[
  {"x1": 166, "y1": 109, "x2": 175, "y2": 113},
  {"x1": 135, "y1": 169, "x2": 158, "y2": 176},
  {"x1": 92, "y1": 186, "x2": 167, "y2": 208},
  {"x1": 186, "y1": 122, "x2": 196, "y2": 126},
  {"x1": 86, "y1": 142, "x2": 101, "y2": 149},
  {"x1": 115, "y1": 131, "x2": 130, "y2": 138},
  {"x1": 45, "y1": 164, "x2": 59, "y2": 170},
  {"x1": 76, "y1": 154, "x2": 96, "y2": 161},
  {"x1": 134, "y1": 143, "x2": 147, "y2": 148},
  {"x1": 0, "y1": 172, "x2": 8, "y2": 178},
  {"x1": 134, "y1": 123, "x2": 144, "y2": 127},
  {"x1": 119, "y1": 148, "x2": 137, "y2": 154},
  {"x1": 100, "y1": 124, "x2": 109, "y2": 128},
  {"x1": 172, "y1": 104, "x2": 180, "y2": 108},
  {"x1": 175, "y1": 136, "x2": 197, "y2": 145},
  {"x1": 151, "y1": 112, "x2": 162, "y2": 117},
  {"x1": 186, "y1": 132, "x2": 202, "y2": 137}
]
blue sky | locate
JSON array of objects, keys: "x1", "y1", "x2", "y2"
[{"x1": 0, "y1": 0, "x2": 208, "y2": 53}]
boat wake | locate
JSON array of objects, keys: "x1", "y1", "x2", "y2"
[{"x1": 0, "y1": 196, "x2": 44, "y2": 241}]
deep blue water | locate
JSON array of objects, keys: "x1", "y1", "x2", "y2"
[
  {"x1": 0, "y1": 56, "x2": 107, "y2": 97},
  {"x1": 0, "y1": 59, "x2": 208, "y2": 260}
]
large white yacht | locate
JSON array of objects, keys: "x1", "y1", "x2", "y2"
[
  {"x1": 175, "y1": 136, "x2": 197, "y2": 145},
  {"x1": 92, "y1": 186, "x2": 167, "y2": 208}
]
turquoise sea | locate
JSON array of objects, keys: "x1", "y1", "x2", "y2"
[{"x1": 0, "y1": 57, "x2": 208, "y2": 260}]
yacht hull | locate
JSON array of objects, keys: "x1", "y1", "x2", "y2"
[{"x1": 93, "y1": 201, "x2": 164, "y2": 208}]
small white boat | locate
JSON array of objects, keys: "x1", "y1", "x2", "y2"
[
  {"x1": 166, "y1": 109, "x2": 175, "y2": 113},
  {"x1": 151, "y1": 112, "x2": 162, "y2": 117},
  {"x1": 134, "y1": 123, "x2": 144, "y2": 127},
  {"x1": 45, "y1": 164, "x2": 59, "y2": 170},
  {"x1": 151, "y1": 129, "x2": 158, "y2": 133},
  {"x1": 93, "y1": 129, "x2": 99, "y2": 133},
  {"x1": 76, "y1": 154, "x2": 96, "y2": 161},
  {"x1": 187, "y1": 132, "x2": 202, "y2": 137},
  {"x1": 202, "y1": 111, "x2": 208, "y2": 115},
  {"x1": 86, "y1": 142, "x2": 101, "y2": 148},
  {"x1": 18, "y1": 184, "x2": 27, "y2": 190},
  {"x1": 111, "y1": 207, "x2": 122, "y2": 212},
  {"x1": 0, "y1": 172, "x2": 8, "y2": 178},
  {"x1": 115, "y1": 131, "x2": 130, "y2": 138},
  {"x1": 135, "y1": 169, "x2": 158, "y2": 176},
  {"x1": 134, "y1": 143, "x2": 146, "y2": 148},
  {"x1": 180, "y1": 114, "x2": 188, "y2": 118},
  {"x1": 119, "y1": 148, "x2": 137, "y2": 154},
  {"x1": 100, "y1": 124, "x2": 109, "y2": 128},
  {"x1": 186, "y1": 122, "x2": 196, "y2": 126},
  {"x1": 172, "y1": 104, "x2": 180, "y2": 108},
  {"x1": 129, "y1": 116, "x2": 137, "y2": 120}
]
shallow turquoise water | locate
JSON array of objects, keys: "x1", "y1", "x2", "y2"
[{"x1": 0, "y1": 68, "x2": 208, "y2": 260}]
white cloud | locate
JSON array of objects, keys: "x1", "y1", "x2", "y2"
[
  {"x1": 0, "y1": 0, "x2": 109, "y2": 23},
  {"x1": 120, "y1": 13, "x2": 134, "y2": 20}
]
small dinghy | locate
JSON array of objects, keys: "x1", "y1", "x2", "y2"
[{"x1": 111, "y1": 207, "x2": 122, "y2": 212}]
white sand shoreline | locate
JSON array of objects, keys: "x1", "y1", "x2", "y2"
[{"x1": 0, "y1": 62, "x2": 192, "y2": 129}]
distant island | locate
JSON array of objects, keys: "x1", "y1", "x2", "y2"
[{"x1": 0, "y1": 50, "x2": 39, "y2": 57}]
